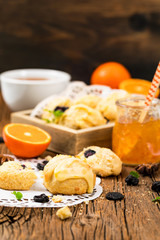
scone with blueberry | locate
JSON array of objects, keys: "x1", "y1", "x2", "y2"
[
  {"x1": 78, "y1": 146, "x2": 122, "y2": 177},
  {"x1": 0, "y1": 161, "x2": 37, "y2": 190}
]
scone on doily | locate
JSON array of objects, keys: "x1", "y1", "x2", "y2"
[
  {"x1": 78, "y1": 146, "x2": 122, "y2": 177},
  {"x1": 43, "y1": 155, "x2": 96, "y2": 195},
  {"x1": 0, "y1": 161, "x2": 37, "y2": 190},
  {"x1": 58, "y1": 104, "x2": 106, "y2": 129},
  {"x1": 97, "y1": 90, "x2": 130, "y2": 120}
]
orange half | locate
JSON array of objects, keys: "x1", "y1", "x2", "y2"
[
  {"x1": 119, "y1": 79, "x2": 159, "y2": 97},
  {"x1": 3, "y1": 123, "x2": 51, "y2": 158}
]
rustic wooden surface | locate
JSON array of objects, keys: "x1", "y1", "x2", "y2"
[
  {"x1": 0, "y1": 92, "x2": 160, "y2": 240},
  {"x1": 0, "y1": 0, "x2": 160, "y2": 84}
]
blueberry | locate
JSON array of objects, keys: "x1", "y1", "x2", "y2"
[
  {"x1": 54, "y1": 106, "x2": 69, "y2": 112},
  {"x1": 42, "y1": 160, "x2": 49, "y2": 166},
  {"x1": 33, "y1": 194, "x2": 49, "y2": 203},
  {"x1": 21, "y1": 164, "x2": 26, "y2": 169},
  {"x1": 37, "y1": 163, "x2": 45, "y2": 171},
  {"x1": 125, "y1": 175, "x2": 139, "y2": 186},
  {"x1": 84, "y1": 149, "x2": 96, "y2": 158},
  {"x1": 106, "y1": 192, "x2": 124, "y2": 201},
  {"x1": 37, "y1": 161, "x2": 49, "y2": 171},
  {"x1": 152, "y1": 181, "x2": 160, "y2": 192}
]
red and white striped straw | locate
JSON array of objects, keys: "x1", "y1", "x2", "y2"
[
  {"x1": 139, "y1": 62, "x2": 160, "y2": 123},
  {"x1": 145, "y1": 62, "x2": 160, "y2": 106}
]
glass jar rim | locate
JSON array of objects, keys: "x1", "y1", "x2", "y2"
[{"x1": 116, "y1": 97, "x2": 160, "y2": 109}]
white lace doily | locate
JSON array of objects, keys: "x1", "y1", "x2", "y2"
[
  {"x1": 30, "y1": 81, "x2": 113, "y2": 118},
  {"x1": 0, "y1": 158, "x2": 103, "y2": 208}
]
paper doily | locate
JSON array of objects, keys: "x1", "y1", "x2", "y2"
[{"x1": 0, "y1": 158, "x2": 103, "y2": 208}]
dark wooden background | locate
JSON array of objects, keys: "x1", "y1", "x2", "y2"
[{"x1": 0, "y1": 0, "x2": 160, "y2": 84}]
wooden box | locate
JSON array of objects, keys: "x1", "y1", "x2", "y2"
[{"x1": 11, "y1": 110, "x2": 114, "y2": 155}]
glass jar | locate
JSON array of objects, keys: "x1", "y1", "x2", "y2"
[{"x1": 112, "y1": 97, "x2": 160, "y2": 165}]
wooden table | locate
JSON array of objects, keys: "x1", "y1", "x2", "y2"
[{"x1": 0, "y1": 93, "x2": 160, "y2": 240}]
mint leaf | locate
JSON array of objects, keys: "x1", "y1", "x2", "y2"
[
  {"x1": 12, "y1": 191, "x2": 23, "y2": 200},
  {"x1": 129, "y1": 171, "x2": 139, "y2": 179},
  {"x1": 53, "y1": 110, "x2": 64, "y2": 118},
  {"x1": 152, "y1": 196, "x2": 160, "y2": 203},
  {"x1": 42, "y1": 109, "x2": 64, "y2": 123},
  {"x1": 16, "y1": 192, "x2": 23, "y2": 200},
  {"x1": 12, "y1": 191, "x2": 16, "y2": 195}
]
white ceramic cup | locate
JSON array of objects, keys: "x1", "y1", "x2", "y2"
[{"x1": 0, "y1": 69, "x2": 71, "y2": 111}]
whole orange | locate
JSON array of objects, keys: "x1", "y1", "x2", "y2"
[{"x1": 90, "y1": 62, "x2": 131, "y2": 89}]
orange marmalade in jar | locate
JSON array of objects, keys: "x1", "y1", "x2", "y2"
[{"x1": 112, "y1": 97, "x2": 160, "y2": 165}]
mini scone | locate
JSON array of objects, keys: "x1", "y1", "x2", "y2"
[
  {"x1": 0, "y1": 161, "x2": 37, "y2": 190},
  {"x1": 96, "y1": 90, "x2": 130, "y2": 120},
  {"x1": 74, "y1": 95, "x2": 102, "y2": 109},
  {"x1": 43, "y1": 155, "x2": 96, "y2": 195},
  {"x1": 41, "y1": 97, "x2": 72, "y2": 123},
  {"x1": 58, "y1": 104, "x2": 106, "y2": 129},
  {"x1": 78, "y1": 146, "x2": 122, "y2": 177}
]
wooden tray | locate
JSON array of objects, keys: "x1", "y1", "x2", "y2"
[{"x1": 11, "y1": 110, "x2": 114, "y2": 155}]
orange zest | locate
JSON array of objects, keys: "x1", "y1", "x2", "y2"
[
  {"x1": 119, "y1": 79, "x2": 160, "y2": 97},
  {"x1": 3, "y1": 123, "x2": 51, "y2": 158},
  {"x1": 90, "y1": 62, "x2": 131, "y2": 89}
]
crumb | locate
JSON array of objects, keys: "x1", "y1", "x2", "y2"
[
  {"x1": 100, "y1": 196, "x2": 105, "y2": 200},
  {"x1": 45, "y1": 155, "x2": 53, "y2": 161},
  {"x1": 56, "y1": 206, "x2": 72, "y2": 220},
  {"x1": 52, "y1": 195, "x2": 63, "y2": 203}
]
